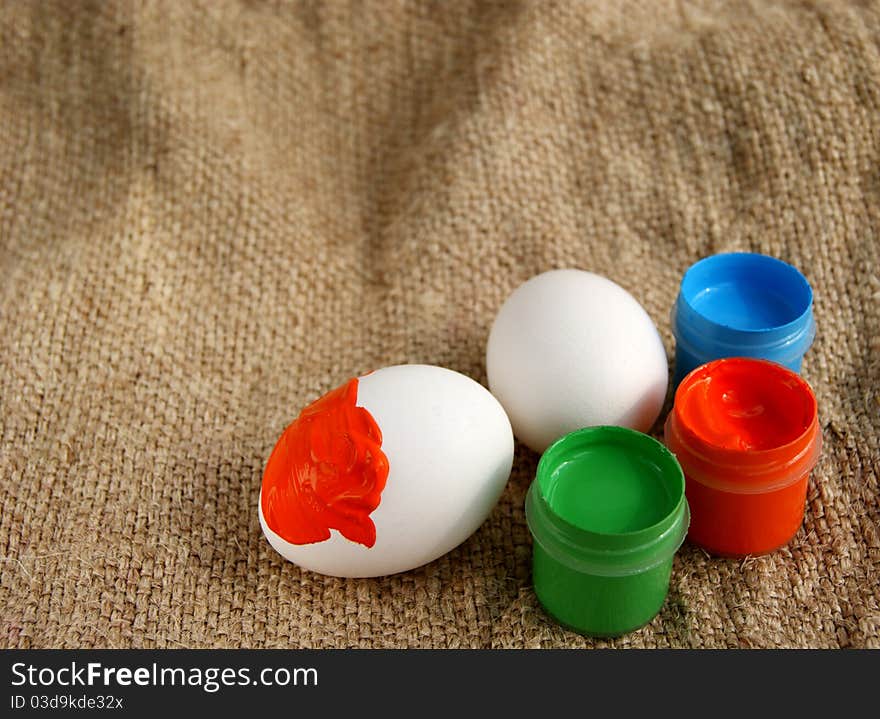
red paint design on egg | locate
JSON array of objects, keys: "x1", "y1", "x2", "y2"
[{"x1": 261, "y1": 378, "x2": 389, "y2": 548}]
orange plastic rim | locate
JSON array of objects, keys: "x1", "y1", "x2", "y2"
[{"x1": 664, "y1": 357, "x2": 821, "y2": 556}]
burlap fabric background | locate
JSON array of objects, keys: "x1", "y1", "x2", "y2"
[{"x1": 1, "y1": 1, "x2": 878, "y2": 649}]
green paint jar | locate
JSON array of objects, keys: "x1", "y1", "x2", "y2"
[{"x1": 525, "y1": 426, "x2": 690, "y2": 637}]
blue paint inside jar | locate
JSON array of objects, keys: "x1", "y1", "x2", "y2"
[{"x1": 671, "y1": 253, "x2": 816, "y2": 385}]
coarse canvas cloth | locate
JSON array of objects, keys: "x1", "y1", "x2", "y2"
[{"x1": 1, "y1": 1, "x2": 878, "y2": 649}]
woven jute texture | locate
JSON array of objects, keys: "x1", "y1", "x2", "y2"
[{"x1": 1, "y1": 1, "x2": 878, "y2": 649}]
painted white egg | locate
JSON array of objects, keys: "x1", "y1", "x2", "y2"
[
  {"x1": 259, "y1": 364, "x2": 514, "y2": 577},
  {"x1": 486, "y1": 269, "x2": 668, "y2": 453}
]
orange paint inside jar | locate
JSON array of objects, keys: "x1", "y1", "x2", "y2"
[
  {"x1": 665, "y1": 358, "x2": 821, "y2": 557},
  {"x1": 261, "y1": 378, "x2": 389, "y2": 548}
]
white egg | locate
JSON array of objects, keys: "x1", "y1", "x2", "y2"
[
  {"x1": 259, "y1": 364, "x2": 514, "y2": 577},
  {"x1": 486, "y1": 269, "x2": 668, "y2": 453}
]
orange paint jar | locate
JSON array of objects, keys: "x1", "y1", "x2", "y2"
[{"x1": 664, "y1": 358, "x2": 821, "y2": 557}]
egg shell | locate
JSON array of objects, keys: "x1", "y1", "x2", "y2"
[
  {"x1": 260, "y1": 364, "x2": 515, "y2": 578},
  {"x1": 486, "y1": 269, "x2": 668, "y2": 453}
]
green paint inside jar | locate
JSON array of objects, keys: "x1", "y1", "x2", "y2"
[{"x1": 544, "y1": 446, "x2": 678, "y2": 534}]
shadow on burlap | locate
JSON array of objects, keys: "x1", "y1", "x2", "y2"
[{"x1": 1, "y1": 1, "x2": 878, "y2": 648}]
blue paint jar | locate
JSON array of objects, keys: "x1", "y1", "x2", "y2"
[{"x1": 671, "y1": 253, "x2": 816, "y2": 386}]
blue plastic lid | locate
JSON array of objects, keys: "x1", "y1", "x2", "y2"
[{"x1": 673, "y1": 252, "x2": 815, "y2": 357}]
